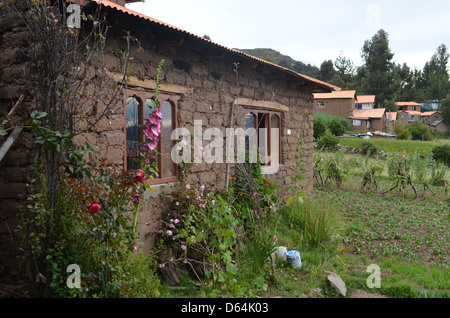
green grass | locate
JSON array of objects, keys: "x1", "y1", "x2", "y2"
[{"x1": 338, "y1": 137, "x2": 450, "y2": 156}]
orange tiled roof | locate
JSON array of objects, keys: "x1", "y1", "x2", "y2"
[
  {"x1": 420, "y1": 111, "x2": 439, "y2": 117},
  {"x1": 356, "y1": 95, "x2": 376, "y2": 104},
  {"x1": 351, "y1": 108, "x2": 386, "y2": 119},
  {"x1": 313, "y1": 90, "x2": 356, "y2": 100},
  {"x1": 395, "y1": 101, "x2": 421, "y2": 107},
  {"x1": 88, "y1": 0, "x2": 338, "y2": 92}
]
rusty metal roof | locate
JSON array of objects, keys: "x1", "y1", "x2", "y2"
[{"x1": 89, "y1": 0, "x2": 338, "y2": 92}]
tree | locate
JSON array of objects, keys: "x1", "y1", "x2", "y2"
[
  {"x1": 334, "y1": 51, "x2": 355, "y2": 82},
  {"x1": 428, "y1": 44, "x2": 449, "y2": 102},
  {"x1": 442, "y1": 94, "x2": 450, "y2": 126},
  {"x1": 407, "y1": 120, "x2": 433, "y2": 141},
  {"x1": 361, "y1": 29, "x2": 394, "y2": 108},
  {"x1": 320, "y1": 60, "x2": 335, "y2": 82}
]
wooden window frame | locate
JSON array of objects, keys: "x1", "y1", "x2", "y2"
[
  {"x1": 246, "y1": 109, "x2": 282, "y2": 167},
  {"x1": 123, "y1": 88, "x2": 180, "y2": 185}
]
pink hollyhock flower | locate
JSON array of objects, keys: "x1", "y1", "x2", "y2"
[
  {"x1": 134, "y1": 169, "x2": 145, "y2": 183},
  {"x1": 186, "y1": 184, "x2": 190, "y2": 189},
  {"x1": 166, "y1": 230, "x2": 173, "y2": 236},
  {"x1": 133, "y1": 194, "x2": 142, "y2": 203},
  {"x1": 181, "y1": 245, "x2": 186, "y2": 251},
  {"x1": 264, "y1": 184, "x2": 269, "y2": 187},
  {"x1": 147, "y1": 139, "x2": 158, "y2": 152},
  {"x1": 211, "y1": 200, "x2": 216, "y2": 205}
]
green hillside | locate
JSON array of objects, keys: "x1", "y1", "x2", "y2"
[{"x1": 237, "y1": 48, "x2": 320, "y2": 78}]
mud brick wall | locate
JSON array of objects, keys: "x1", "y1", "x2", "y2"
[
  {"x1": 97, "y1": 9, "x2": 317, "y2": 254},
  {"x1": 315, "y1": 98, "x2": 354, "y2": 119},
  {"x1": 0, "y1": 2, "x2": 37, "y2": 290},
  {"x1": 0, "y1": 2, "x2": 321, "y2": 288}
]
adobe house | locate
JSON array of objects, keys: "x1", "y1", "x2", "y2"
[
  {"x1": 396, "y1": 101, "x2": 421, "y2": 112},
  {"x1": 398, "y1": 110, "x2": 422, "y2": 127},
  {"x1": 313, "y1": 90, "x2": 388, "y2": 133},
  {"x1": 349, "y1": 108, "x2": 387, "y2": 133},
  {"x1": 355, "y1": 95, "x2": 376, "y2": 110},
  {"x1": 0, "y1": 0, "x2": 336, "y2": 289},
  {"x1": 420, "y1": 111, "x2": 442, "y2": 125},
  {"x1": 313, "y1": 90, "x2": 356, "y2": 119},
  {"x1": 421, "y1": 111, "x2": 449, "y2": 133}
]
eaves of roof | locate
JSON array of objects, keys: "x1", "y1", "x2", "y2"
[{"x1": 88, "y1": 0, "x2": 338, "y2": 93}]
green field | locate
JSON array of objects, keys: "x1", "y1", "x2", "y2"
[{"x1": 338, "y1": 137, "x2": 450, "y2": 156}]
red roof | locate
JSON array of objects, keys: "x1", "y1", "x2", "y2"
[{"x1": 89, "y1": 0, "x2": 338, "y2": 92}]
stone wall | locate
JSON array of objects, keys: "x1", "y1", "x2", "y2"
[
  {"x1": 0, "y1": 3, "x2": 319, "y2": 289},
  {"x1": 314, "y1": 98, "x2": 354, "y2": 119},
  {"x1": 0, "y1": 2, "x2": 37, "y2": 292}
]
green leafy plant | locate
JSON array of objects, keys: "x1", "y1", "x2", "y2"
[{"x1": 317, "y1": 129, "x2": 339, "y2": 149}]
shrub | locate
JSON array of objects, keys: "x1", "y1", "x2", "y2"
[
  {"x1": 317, "y1": 129, "x2": 339, "y2": 149},
  {"x1": 432, "y1": 144, "x2": 450, "y2": 167},
  {"x1": 360, "y1": 141, "x2": 378, "y2": 157},
  {"x1": 328, "y1": 119, "x2": 346, "y2": 136},
  {"x1": 314, "y1": 118, "x2": 327, "y2": 139},
  {"x1": 406, "y1": 120, "x2": 433, "y2": 141}
]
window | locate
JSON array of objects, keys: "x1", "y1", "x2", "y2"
[
  {"x1": 124, "y1": 89, "x2": 179, "y2": 184},
  {"x1": 245, "y1": 111, "x2": 281, "y2": 167},
  {"x1": 316, "y1": 101, "x2": 325, "y2": 107},
  {"x1": 353, "y1": 120, "x2": 361, "y2": 126}
]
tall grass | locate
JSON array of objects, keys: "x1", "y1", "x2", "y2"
[
  {"x1": 277, "y1": 198, "x2": 342, "y2": 251},
  {"x1": 338, "y1": 138, "x2": 450, "y2": 156}
]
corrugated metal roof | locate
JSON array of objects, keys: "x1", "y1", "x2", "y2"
[{"x1": 89, "y1": 0, "x2": 338, "y2": 92}]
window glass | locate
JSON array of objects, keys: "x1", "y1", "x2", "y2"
[
  {"x1": 245, "y1": 113, "x2": 256, "y2": 153},
  {"x1": 257, "y1": 113, "x2": 268, "y2": 164},
  {"x1": 161, "y1": 101, "x2": 175, "y2": 177},
  {"x1": 270, "y1": 115, "x2": 280, "y2": 166},
  {"x1": 126, "y1": 97, "x2": 140, "y2": 170},
  {"x1": 353, "y1": 120, "x2": 361, "y2": 126}
]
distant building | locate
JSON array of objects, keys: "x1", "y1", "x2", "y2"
[
  {"x1": 313, "y1": 91, "x2": 387, "y2": 133},
  {"x1": 355, "y1": 95, "x2": 376, "y2": 109},
  {"x1": 396, "y1": 101, "x2": 421, "y2": 112},
  {"x1": 313, "y1": 90, "x2": 357, "y2": 119},
  {"x1": 350, "y1": 108, "x2": 387, "y2": 133}
]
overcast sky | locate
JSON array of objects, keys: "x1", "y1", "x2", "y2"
[{"x1": 127, "y1": 0, "x2": 450, "y2": 71}]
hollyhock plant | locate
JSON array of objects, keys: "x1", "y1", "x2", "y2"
[{"x1": 134, "y1": 169, "x2": 145, "y2": 183}]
